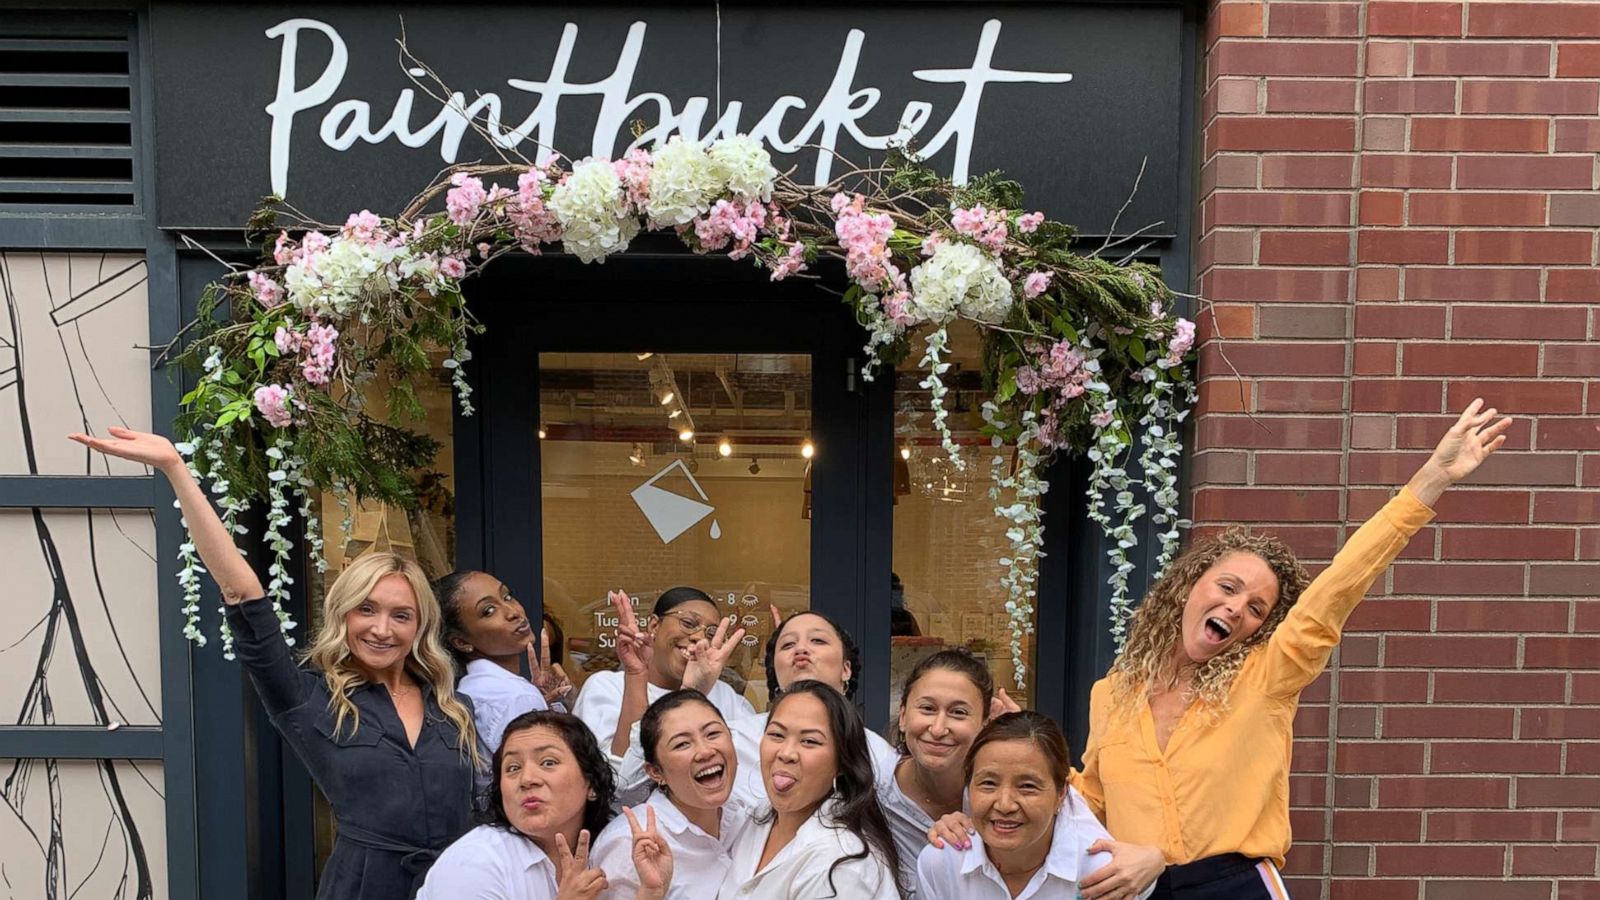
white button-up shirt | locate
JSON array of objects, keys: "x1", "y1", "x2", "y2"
[
  {"x1": 417, "y1": 824, "x2": 557, "y2": 900},
  {"x1": 591, "y1": 790, "x2": 752, "y2": 899},
  {"x1": 572, "y1": 670, "x2": 755, "y2": 754},
  {"x1": 915, "y1": 787, "x2": 1154, "y2": 900},
  {"x1": 718, "y1": 801, "x2": 902, "y2": 899},
  {"x1": 457, "y1": 659, "x2": 548, "y2": 797}
]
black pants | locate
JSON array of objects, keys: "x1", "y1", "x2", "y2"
[{"x1": 1148, "y1": 853, "x2": 1286, "y2": 899}]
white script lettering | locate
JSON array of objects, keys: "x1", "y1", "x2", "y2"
[{"x1": 264, "y1": 17, "x2": 1073, "y2": 197}]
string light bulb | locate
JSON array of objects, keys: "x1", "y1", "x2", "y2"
[
  {"x1": 679, "y1": 426, "x2": 695, "y2": 442},
  {"x1": 800, "y1": 438, "x2": 815, "y2": 460},
  {"x1": 537, "y1": 425, "x2": 547, "y2": 440},
  {"x1": 900, "y1": 445, "x2": 912, "y2": 460},
  {"x1": 718, "y1": 436, "x2": 733, "y2": 457}
]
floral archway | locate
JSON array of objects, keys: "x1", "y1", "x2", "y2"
[{"x1": 171, "y1": 136, "x2": 1196, "y2": 685}]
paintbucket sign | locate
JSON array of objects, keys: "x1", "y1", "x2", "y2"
[{"x1": 151, "y1": 3, "x2": 1184, "y2": 234}]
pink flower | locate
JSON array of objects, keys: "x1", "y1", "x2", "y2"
[
  {"x1": 439, "y1": 256, "x2": 467, "y2": 279},
  {"x1": 1169, "y1": 317, "x2": 1196, "y2": 357},
  {"x1": 951, "y1": 205, "x2": 990, "y2": 237},
  {"x1": 253, "y1": 384, "x2": 293, "y2": 428},
  {"x1": 273, "y1": 231, "x2": 295, "y2": 265},
  {"x1": 342, "y1": 210, "x2": 383, "y2": 244},
  {"x1": 1017, "y1": 211, "x2": 1045, "y2": 233},
  {"x1": 951, "y1": 204, "x2": 1010, "y2": 255},
  {"x1": 509, "y1": 167, "x2": 561, "y2": 252},
  {"x1": 920, "y1": 233, "x2": 946, "y2": 257},
  {"x1": 274, "y1": 326, "x2": 302, "y2": 355},
  {"x1": 446, "y1": 173, "x2": 488, "y2": 225},
  {"x1": 1023, "y1": 272, "x2": 1050, "y2": 300},
  {"x1": 882, "y1": 290, "x2": 917, "y2": 327},
  {"x1": 248, "y1": 271, "x2": 284, "y2": 308},
  {"x1": 300, "y1": 323, "x2": 339, "y2": 385},
  {"x1": 1091, "y1": 408, "x2": 1116, "y2": 429},
  {"x1": 829, "y1": 192, "x2": 852, "y2": 214},
  {"x1": 301, "y1": 232, "x2": 330, "y2": 255},
  {"x1": 612, "y1": 148, "x2": 653, "y2": 214},
  {"x1": 769, "y1": 242, "x2": 809, "y2": 282},
  {"x1": 477, "y1": 242, "x2": 493, "y2": 259},
  {"x1": 833, "y1": 196, "x2": 899, "y2": 289}
]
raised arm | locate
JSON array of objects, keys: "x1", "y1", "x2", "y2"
[
  {"x1": 1262, "y1": 400, "x2": 1512, "y2": 694},
  {"x1": 70, "y1": 427, "x2": 265, "y2": 602}
]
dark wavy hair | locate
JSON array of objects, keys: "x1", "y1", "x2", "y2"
[
  {"x1": 964, "y1": 711, "x2": 1072, "y2": 792},
  {"x1": 761, "y1": 681, "x2": 906, "y2": 899},
  {"x1": 485, "y1": 710, "x2": 616, "y2": 838},
  {"x1": 638, "y1": 689, "x2": 728, "y2": 795},
  {"x1": 763, "y1": 611, "x2": 862, "y2": 700},
  {"x1": 896, "y1": 648, "x2": 995, "y2": 755}
]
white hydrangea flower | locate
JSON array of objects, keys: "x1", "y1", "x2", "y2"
[
  {"x1": 908, "y1": 241, "x2": 1014, "y2": 325},
  {"x1": 646, "y1": 136, "x2": 720, "y2": 227},
  {"x1": 549, "y1": 157, "x2": 640, "y2": 263},
  {"x1": 708, "y1": 134, "x2": 778, "y2": 202},
  {"x1": 284, "y1": 236, "x2": 404, "y2": 318}
]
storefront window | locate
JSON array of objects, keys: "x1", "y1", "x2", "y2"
[
  {"x1": 539, "y1": 352, "x2": 812, "y2": 712},
  {"x1": 890, "y1": 323, "x2": 1036, "y2": 713}
]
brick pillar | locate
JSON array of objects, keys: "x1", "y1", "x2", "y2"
[{"x1": 1195, "y1": 2, "x2": 1599, "y2": 898}]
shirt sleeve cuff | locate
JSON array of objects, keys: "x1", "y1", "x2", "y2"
[
  {"x1": 223, "y1": 596, "x2": 280, "y2": 640},
  {"x1": 1385, "y1": 486, "x2": 1438, "y2": 533}
]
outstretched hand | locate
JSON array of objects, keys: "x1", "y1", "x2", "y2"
[
  {"x1": 68, "y1": 426, "x2": 183, "y2": 473},
  {"x1": 1408, "y1": 399, "x2": 1513, "y2": 506}
]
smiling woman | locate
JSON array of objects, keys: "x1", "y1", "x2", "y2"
[
  {"x1": 67, "y1": 427, "x2": 478, "y2": 900},
  {"x1": 1068, "y1": 401, "x2": 1514, "y2": 900}
]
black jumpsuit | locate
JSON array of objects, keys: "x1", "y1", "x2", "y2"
[{"x1": 225, "y1": 597, "x2": 474, "y2": 899}]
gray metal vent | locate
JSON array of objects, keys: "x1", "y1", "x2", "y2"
[{"x1": 0, "y1": 24, "x2": 135, "y2": 208}]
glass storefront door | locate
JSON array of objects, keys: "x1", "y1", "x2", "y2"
[
  {"x1": 456, "y1": 267, "x2": 895, "y2": 723},
  {"x1": 538, "y1": 351, "x2": 814, "y2": 711}
]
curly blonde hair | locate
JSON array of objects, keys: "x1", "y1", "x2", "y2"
[
  {"x1": 1109, "y1": 528, "x2": 1310, "y2": 718},
  {"x1": 305, "y1": 552, "x2": 481, "y2": 770}
]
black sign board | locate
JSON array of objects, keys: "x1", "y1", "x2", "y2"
[{"x1": 151, "y1": 3, "x2": 1184, "y2": 236}]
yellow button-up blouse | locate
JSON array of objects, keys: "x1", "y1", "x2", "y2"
[{"x1": 1071, "y1": 488, "x2": 1435, "y2": 868}]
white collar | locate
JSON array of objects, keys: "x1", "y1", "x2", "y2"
[
  {"x1": 645, "y1": 790, "x2": 750, "y2": 840},
  {"x1": 464, "y1": 658, "x2": 524, "y2": 682},
  {"x1": 959, "y1": 807, "x2": 1082, "y2": 884}
]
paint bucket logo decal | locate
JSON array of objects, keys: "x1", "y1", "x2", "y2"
[{"x1": 630, "y1": 459, "x2": 721, "y2": 544}]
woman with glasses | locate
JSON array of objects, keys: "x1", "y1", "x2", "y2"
[{"x1": 573, "y1": 587, "x2": 755, "y2": 756}]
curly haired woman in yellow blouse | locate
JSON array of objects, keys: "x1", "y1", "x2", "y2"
[{"x1": 1068, "y1": 400, "x2": 1512, "y2": 900}]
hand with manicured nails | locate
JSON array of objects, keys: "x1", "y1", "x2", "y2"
[
  {"x1": 1078, "y1": 840, "x2": 1165, "y2": 900},
  {"x1": 68, "y1": 425, "x2": 184, "y2": 472},
  {"x1": 627, "y1": 805, "x2": 674, "y2": 899},
  {"x1": 553, "y1": 830, "x2": 607, "y2": 900},
  {"x1": 682, "y1": 615, "x2": 746, "y2": 695},
  {"x1": 926, "y1": 811, "x2": 974, "y2": 851}
]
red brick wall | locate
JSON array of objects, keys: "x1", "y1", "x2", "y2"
[{"x1": 1194, "y1": 2, "x2": 1599, "y2": 897}]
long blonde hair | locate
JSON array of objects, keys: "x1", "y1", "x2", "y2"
[
  {"x1": 305, "y1": 552, "x2": 481, "y2": 770},
  {"x1": 1109, "y1": 528, "x2": 1310, "y2": 718}
]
